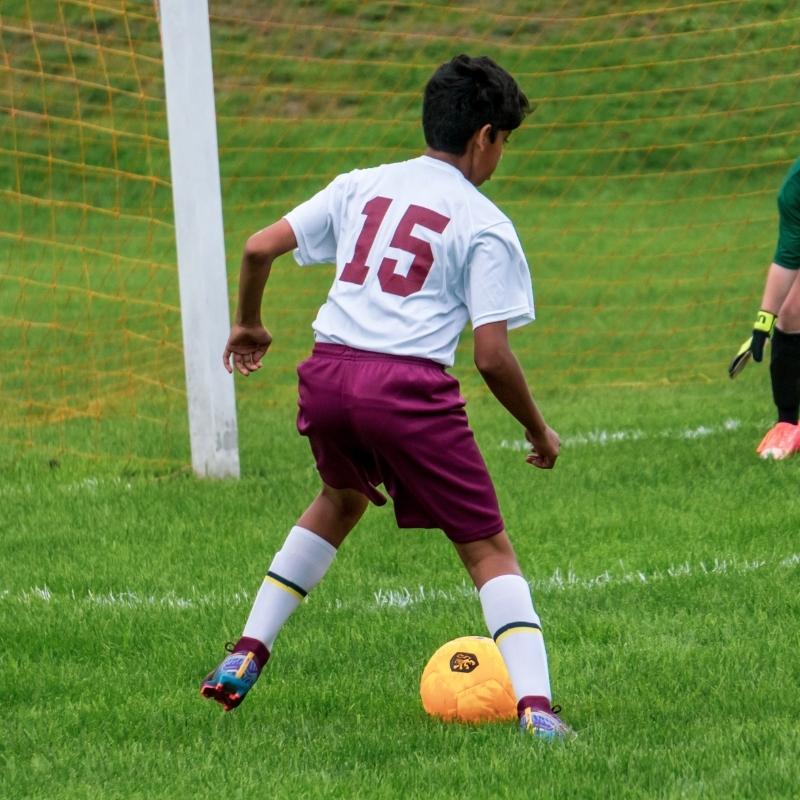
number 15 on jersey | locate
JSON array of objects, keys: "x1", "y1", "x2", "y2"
[{"x1": 340, "y1": 196, "x2": 450, "y2": 298}]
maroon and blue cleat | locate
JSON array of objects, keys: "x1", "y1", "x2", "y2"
[
  {"x1": 200, "y1": 636, "x2": 270, "y2": 711},
  {"x1": 517, "y1": 695, "x2": 575, "y2": 740}
]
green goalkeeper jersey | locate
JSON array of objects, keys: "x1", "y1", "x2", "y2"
[{"x1": 774, "y1": 156, "x2": 800, "y2": 270}]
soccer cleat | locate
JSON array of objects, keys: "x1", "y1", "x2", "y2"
[
  {"x1": 517, "y1": 696, "x2": 575, "y2": 740},
  {"x1": 200, "y1": 636, "x2": 270, "y2": 711},
  {"x1": 756, "y1": 422, "x2": 800, "y2": 460}
]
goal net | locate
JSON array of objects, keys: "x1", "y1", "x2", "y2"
[{"x1": 2, "y1": 1, "x2": 798, "y2": 471}]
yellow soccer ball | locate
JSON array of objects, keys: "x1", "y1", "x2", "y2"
[{"x1": 419, "y1": 635, "x2": 516, "y2": 723}]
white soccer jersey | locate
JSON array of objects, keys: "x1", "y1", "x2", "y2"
[{"x1": 283, "y1": 155, "x2": 535, "y2": 367}]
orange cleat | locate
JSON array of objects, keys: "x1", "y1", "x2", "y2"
[{"x1": 756, "y1": 422, "x2": 800, "y2": 460}]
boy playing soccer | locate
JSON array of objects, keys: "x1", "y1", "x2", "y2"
[{"x1": 201, "y1": 54, "x2": 572, "y2": 739}]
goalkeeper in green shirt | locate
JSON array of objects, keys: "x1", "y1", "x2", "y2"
[{"x1": 729, "y1": 157, "x2": 800, "y2": 458}]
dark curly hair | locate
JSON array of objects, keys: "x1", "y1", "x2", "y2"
[{"x1": 422, "y1": 54, "x2": 530, "y2": 155}]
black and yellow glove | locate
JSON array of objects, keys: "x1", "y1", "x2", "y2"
[{"x1": 728, "y1": 310, "x2": 776, "y2": 378}]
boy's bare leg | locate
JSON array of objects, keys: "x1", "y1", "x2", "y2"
[
  {"x1": 454, "y1": 530, "x2": 570, "y2": 735},
  {"x1": 238, "y1": 483, "x2": 368, "y2": 647},
  {"x1": 297, "y1": 483, "x2": 370, "y2": 548},
  {"x1": 453, "y1": 528, "x2": 521, "y2": 589},
  {"x1": 201, "y1": 483, "x2": 367, "y2": 710}
]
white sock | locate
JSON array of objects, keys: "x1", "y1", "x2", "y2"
[
  {"x1": 479, "y1": 573, "x2": 552, "y2": 703},
  {"x1": 241, "y1": 525, "x2": 337, "y2": 649}
]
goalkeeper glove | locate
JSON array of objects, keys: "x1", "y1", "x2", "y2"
[{"x1": 728, "y1": 309, "x2": 776, "y2": 378}]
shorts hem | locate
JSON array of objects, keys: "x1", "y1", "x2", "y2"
[
  {"x1": 444, "y1": 523, "x2": 505, "y2": 544},
  {"x1": 317, "y1": 473, "x2": 388, "y2": 507},
  {"x1": 396, "y1": 520, "x2": 505, "y2": 544}
]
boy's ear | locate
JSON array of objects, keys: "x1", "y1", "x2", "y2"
[{"x1": 476, "y1": 123, "x2": 494, "y2": 150}]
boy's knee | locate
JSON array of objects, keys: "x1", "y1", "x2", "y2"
[
  {"x1": 454, "y1": 530, "x2": 522, "y2": 588},
  {"x1": 321, "y1": 484, "x2": 369, "y2": 520}
]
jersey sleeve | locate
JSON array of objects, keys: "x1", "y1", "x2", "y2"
[
  {"x1": 774, "y1": 170, "x2": 800, "y2": 270},
  {"x1": 283, "y1": 174, "x2": 347, "y2": 266},
  {"x1": 465, "y1": 222, "x2": 535, "y2": 330}
]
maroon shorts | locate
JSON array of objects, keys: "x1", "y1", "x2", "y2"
[{"x1": 296, "y1": 343, "x2": 504, "y2": 543}]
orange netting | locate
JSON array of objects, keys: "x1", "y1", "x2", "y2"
[{"x1": 2, "y1": 0, "x2": 798, "y2": 469}]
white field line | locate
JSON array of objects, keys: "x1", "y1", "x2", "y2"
[
  {"x1": 0, "y1": 475, "x2": 135, "y2": 498},
  {"x1": 373, "y1": 552, "x2": 799, "y2": 609},
  {"x1": 2, "y1": 551, "x2": 798, "y2": 612},
  {"x1": 499, "y1": 418, "x2": 743, "y2": 451},
  {"x1": 0, "y1": 419, "x2": 756, "y2": 500}
]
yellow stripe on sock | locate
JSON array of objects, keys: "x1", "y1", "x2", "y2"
[
  {"x1": 495, "y1": 626, "x2": 543, "y2": 646},
  {"x1": 235, "y1": 652, "x2": 254, "y2": 679},
  {"x1": 264, "y1": 574, "x2": 305, "y2": 601}
]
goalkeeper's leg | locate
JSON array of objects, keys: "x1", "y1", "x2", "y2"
[
  {"x1": 770, "y1": 327, "x2": 800, "y2": 425},
  {"x1": 771, "y1": 275, "x2": 800, "y2": 425},
  {"x1": 757, "y1": 279, "x2": 800, "y2": 460},
  {"x1": 756, "y1": 330, "x2": 800, "y2": 459}
]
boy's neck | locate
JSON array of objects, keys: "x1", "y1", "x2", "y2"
[{"x1": 424, "y1": 147, "x2": 473, "y2": 184}]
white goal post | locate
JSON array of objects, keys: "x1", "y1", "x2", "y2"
[{"x1": 158, "y1": 0, "x2": 240, "y2": 478}]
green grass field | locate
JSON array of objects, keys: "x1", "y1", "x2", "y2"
[
  {"x1": 4, "y1": 381, "x2": 800, "y2": 799},
  {"x1": 3, "y1": 2, "x2": 800, "y2": 798}
]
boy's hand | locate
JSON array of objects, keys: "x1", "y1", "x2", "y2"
[
  {"x1": 223, "y1": 323, "x2": 272, "y2": 376},
  {"x1": 525, "y1": 425, "x2": 560, "y2": 469}
]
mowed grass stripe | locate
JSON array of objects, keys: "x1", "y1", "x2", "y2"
[{"x1": 3, "y1": 548, "x2": 799, "y2": 611}]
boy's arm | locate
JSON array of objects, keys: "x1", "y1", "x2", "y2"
[
  {"x1": 473, "y1": 320, "x2": 559, "y2": 469},
  {"x1": 223, "y1": 219, "x2": 297, "y2": 376}
]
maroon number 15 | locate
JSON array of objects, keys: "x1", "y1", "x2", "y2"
[{"x1": 340, "y1": 196, "x2": 450, "y2": 297}]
